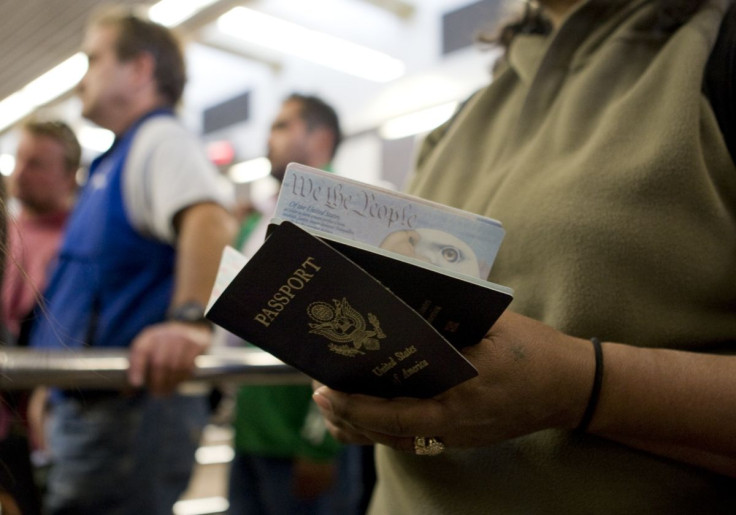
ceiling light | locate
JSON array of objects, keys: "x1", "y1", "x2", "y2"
[
  {"x1": 379, "y1": 102, "x2": 459, "y2": 140},
  {"x1": 148, "y1": 0, "x2": 220, "y2": 27},
  {"x1": 78, "y1": 126, "x2": 115, "y2": 153},
  {"x1": 217, "y1": 7, "x2": 405, "y2": 82},
  {"x1": 0, "y1": 3, "x2": 214, "y2": 134},
  {"x1": 0, "y1": 154, "x2": 15, "y2": 176},
  {"x1": 228, "y1": 157, "x2": 272, "y2": 183},
  {"x1": 0, "y1": 93, "x2": 34, "y2": 133},
  {"x1": 24, "y1": 53, "x2": 87, "y2": 107},
  {"x1": 0, "y1": 53, "x2": 88, "y2": 133}
]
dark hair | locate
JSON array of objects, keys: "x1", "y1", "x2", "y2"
[
  {"x1": 23, "y1": 120, "x2": 81, "y2": 173},
  {"x1": 91, "y1": 8, "x2": 186, "y2": 106},
  {"x1": 287, "y1": 93, "x2": 342, "y2": 158},
  {"x1": 490, "y1": 1, "x2": 552, "y2": 50},
  {"x1": 483, "y1": 0, "x2": 711, "y2": 51}
]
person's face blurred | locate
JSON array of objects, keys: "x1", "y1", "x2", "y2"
[
  {"x1": 379, "y1": 228, "x2": 482, "y2": 278},
  {"x1": 267, "y1": 100, "x2": 312, "y2": 182},
  {"x1": 77, "y1": 24, "x2": 134, "y2": 128},
  {"x1": 10, "y1": 131, "x2": 75, "y2": 215}
]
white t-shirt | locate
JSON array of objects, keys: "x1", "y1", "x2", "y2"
[{"x1": 123, "y1": 116, "x2": 234, "y2": 244}]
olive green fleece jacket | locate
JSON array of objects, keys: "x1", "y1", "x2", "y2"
[{"x1": 370, "y1": 0, "x2": 736, "y2": 513}]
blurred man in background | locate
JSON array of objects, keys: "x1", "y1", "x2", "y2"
[
  {"x1": 29, "y1": 8, "x2": 235, "y2": 514},
  {"x1": 228, "y1": 93, "x2": 367, "y2": 515},
  {"x1": 2, "y1": 120, "x2": 80, "y2": 344},
  {"x1": 0, "y1": 120, "x2": 80, "y2": 515}
]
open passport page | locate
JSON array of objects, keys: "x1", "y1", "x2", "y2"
[{"x1": 274, "y1": 163, "x2": 506, "y2": 281}]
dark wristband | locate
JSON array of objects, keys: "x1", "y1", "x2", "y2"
[{"x1": 576, "y1": 337, "x2": 604, "y2": 433}]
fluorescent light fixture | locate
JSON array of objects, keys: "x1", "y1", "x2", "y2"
[
  {"x1": 78, "y1": 126, "x2": 115, "y2": 153},
  {"x1": 217, "y1": 7, "x2": 405, "y2": 82},
  {"x1": 379, "y1": 101, "x2": 459, "y2": 140},
  {"x1": 195, "y1": 444, "x2": 234, "y2": 465},
  {"x1": 228, "y1": 157, "x2": 271, "y2": 184},
  {"x1": 24, "y1": 53, "x2": 87, "y2": 107},
  {"x1": 0, "y1": 154, "x2": 15, "y2": 176},
  {"x1": 173, "y1": 497, "x2": 229, "y2": 515},
  {"x1": 148, "y1": 0, "x2": 220, "y2": 27},
  {"x1": 0, "y1": 92, "x2": 34, "y2": 133},
  {"x1": 0, "y1": 53, "x2": 88, "y2": 133},
  {"x1": 0, "y1": 1, "x2": 215, "y2": 134}
]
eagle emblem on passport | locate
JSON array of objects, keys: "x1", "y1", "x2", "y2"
[{"x1": 307, "y1": 298, "x2": 385, "y2": 357}]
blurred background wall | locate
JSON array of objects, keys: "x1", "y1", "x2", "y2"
[{"x1": 0, "y1": 0, "x2": 511, "y2": 201}]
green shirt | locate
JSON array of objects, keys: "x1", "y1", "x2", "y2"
[
  {"x1": 233, "y1": 384, "x2": 341, "y2": 461},
  {"x1": 232, "y1": 167, "x2": 341, "y2": 462}
]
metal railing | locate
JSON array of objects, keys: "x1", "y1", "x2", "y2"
[{"x1": 0, "y1": 347, "x2": 308, "y2": 390}]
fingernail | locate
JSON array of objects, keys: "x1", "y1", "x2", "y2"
[{"x1": 312, "y1": 387, "x2": 333, "y2": 414}]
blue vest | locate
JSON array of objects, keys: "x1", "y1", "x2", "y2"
[{"x1": 31, "y1": 110, "x2": 176, "y2": 350}]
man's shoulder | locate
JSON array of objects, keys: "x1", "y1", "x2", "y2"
[
  {"x1": 125, "y1": 114, "x2": 212, "y2": 173},
  {"x1": 134, "y1": 115, "x2": 196, "y2": 146}
]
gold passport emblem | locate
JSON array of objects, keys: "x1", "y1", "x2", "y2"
[{"x1": 307, "y1": 298, "x2": 385, "y2": 357}]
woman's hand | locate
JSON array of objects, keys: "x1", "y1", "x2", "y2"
[{"x1": 313, "y1": 311, "x2": 593, "y2": 453}]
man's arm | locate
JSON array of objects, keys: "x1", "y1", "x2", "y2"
[
  {"x1": 170, "y1": 201, "x2": 237, "y2": 308},
  {"x1": 128, "y1": 201, "x2": 237, "y2": 395}
]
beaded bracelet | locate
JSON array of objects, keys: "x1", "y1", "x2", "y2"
[{"x1": 576, "y1": 337, "x2": 604, "y2": 433}]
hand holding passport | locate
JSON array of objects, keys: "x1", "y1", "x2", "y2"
[{"x1": 206, "y1": 164, "x2": 513, "y2": 398}]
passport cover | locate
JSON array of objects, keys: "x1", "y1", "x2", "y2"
[
  {"x1": 268, "y1": 219, "x2": 513, "y2": 350},
  {"x1": 206, "y1": 221, "x2": 479, "y2": 398}
]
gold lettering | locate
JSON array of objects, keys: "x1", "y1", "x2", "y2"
[
  {"x1": 418, "y1": 300, "x2": 432, "y2": 316},
  {"x1": 402, "y1": 360, "x2": 429, "y2": 379},
  {"x1": 427, "y1": 305, "x2": 442, "y2": 324},
  {"x1": 372, "y1": 356, "x2": 397, "y2": 377},
  {"x1": 286, "y1": 277, "x2": 305, "y2": 289},
  {"x1": 255, "y1": 257, "x2": 320, "y2": 327},
  {"x1": 272, "y1": 292, "x2": 291, "y2": 304},
  {"x1": 262, "y1": 308, "x2": 279, "y2": 320},
  {"x1": 293, "y1": 269, "x2": 314, "y2": 281},
  {"x1": 278, "y1": 285, "x2": 295, "y2": 298},
  {"x1": 302, "y1": 257, "x2": 321, "y2": 272},
  {"x1": 267, "y1": 298, "x2": 285, "y2": 311},
  {"x1": 394, "y1": 345, "x2": 417, "y2": 361}
]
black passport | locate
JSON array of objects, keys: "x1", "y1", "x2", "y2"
[
  {"x1": 293, "y1": 222, "x2": 513, "y2": 351},
  {"x1": 207, "y1": 221, "x2": 511, "y2": 398}
]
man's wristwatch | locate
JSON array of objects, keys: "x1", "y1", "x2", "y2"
[{"x1": 167, "y1": 300, "x2": 213, "y2": 330}]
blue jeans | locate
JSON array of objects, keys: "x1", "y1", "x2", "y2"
[
  {"x1": 227, "y1": 447, "x2": 364, "y2": 515},
  {"x1": 44, "y1": 393, "x2": 207, "y2": 515}
]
